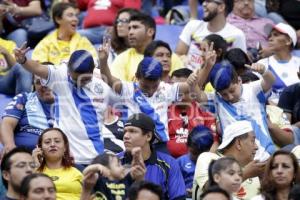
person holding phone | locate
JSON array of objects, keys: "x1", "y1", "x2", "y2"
[{"x1": 32, "y1": 127, "x2": 83, "y2": 200}]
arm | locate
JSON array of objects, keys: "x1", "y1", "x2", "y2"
[
  {"x1": 7, "y1": 0, "x2": 43, "y2": 17},
  {"x1": 0, "y1": 45, "x2": 16, "y2": 68},
  {"x1": 98, "y1": 39, "x2": 122, "y2": 94},
  {"x1": 189, "y1": 0, "x2": 198, "y2": 19},
  {"x1": 14, "y1": 43, "x2": 49, "y2": 79},
  {"x1": 175, "y1": 40, "x2": 189, "y2": 56},
  {"x1": 268, "y1": 122, "x2": 293, "y2": 146},
  {"x1": 0, "y1": 117, "x2": 18, "y2": 153}
]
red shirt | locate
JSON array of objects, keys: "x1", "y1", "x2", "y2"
[{"x1": 167, "y1": 101, "x2": 216, "y2": 158}]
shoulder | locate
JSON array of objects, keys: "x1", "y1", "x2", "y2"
[
  {"x1": 0, "y1": 38, "x2": 16, "y2": 49},
  {"x1": 251, "y1": 194, "x2": 265, "y2": 200}
]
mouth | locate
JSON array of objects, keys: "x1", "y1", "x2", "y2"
[{"x1": 49, "y1": 149, "x2": 57, "y2": 153}]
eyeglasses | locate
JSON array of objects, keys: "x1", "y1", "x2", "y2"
[
  {"x1": 234, "y1": 0, "x2": 254, "y2": 3},
  {"x1": 12, "y1": 162, "x2": 36, "y2": 169},
  {"x1": 203, "y1": 0, "x2": 224, "y2": 4},
  {"x1": 116, "y1": 18, "x2": 130, "y2": 25}
]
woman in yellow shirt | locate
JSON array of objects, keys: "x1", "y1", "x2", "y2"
[{"x1": 32, "y1": 128, "x2": 82, "y2": 200}]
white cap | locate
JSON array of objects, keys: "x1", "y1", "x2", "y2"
[
  {"x1": 273, "y1": 23, "x2": 297, "y2": 47},
  {"x1": 218, "y1": 121, "x2": 253, "y2": 150},
  {"x1": 291, "y1": 145, "x2": 300, "y2": 163}
]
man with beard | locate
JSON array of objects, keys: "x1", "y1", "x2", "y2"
[
  {"x1": 0, "y1": 147, "x2": 34, "y2": 200},
  {"x1": 176, "y1": 0, "x2": 246, "y2": 71}
]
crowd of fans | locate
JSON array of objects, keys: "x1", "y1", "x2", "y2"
[{"x1": 0, "y1": 0, "x2": 300, "y2": 200}]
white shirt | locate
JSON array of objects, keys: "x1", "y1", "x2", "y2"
[
  {"x1": 179, "y1": 20, "x2": 247, "y2": 70},
  {"x1": 212, "y1": 80, "x2": 275, "y2": 161},
  {"x1": 258, "y1": 55, "x2": 300, "y2": 104},
  {"x1": 43, "y1": 64, "x2": 119, "y2": 164},
  {"x1": 119, "y1": 81, "x2": 179, "y2": 142}
]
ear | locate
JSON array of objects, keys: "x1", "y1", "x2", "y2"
[
  {"x1": 236, "y1": 139, "x2": 242, "y2": 151},
  {"x1": 2, "y1": 171, "x2": 10, "y2": 182},
  {"x1": 213, "y1": 173, "x2": 221, "y2": 184},
  {"x1": 146, "y1": 28, "x2": 155, "y2": 38},
  {"x1": 55, "y1": 16, "x2": 62, "y2": 25},
  {"x1": 217, "y1": 3, "x2": 226, "y2": 13},
  {"x1": 145, "y1": 132, "x2": 153, "y2": 143}
]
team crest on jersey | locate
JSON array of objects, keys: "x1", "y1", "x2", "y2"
[
  {"x1": 93, "y1": 191, "x2": 107, "y2": 200},
  {"x1": 94, "y1": 83, "x2": 104, "y2": 94},
  {"x1": 155, "y1": 92, "x2": 166, "y2": 103}
]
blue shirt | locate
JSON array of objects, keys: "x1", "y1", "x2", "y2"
[
  {"x1": 177, "y1": 154, "x2": 196, "y2": 190},
  {"x1": 3, "y1": 92, "x2": 54, "y2": 151},
  {"x1": 119, "y1": 150, "x2": 186, "y2": 200}
]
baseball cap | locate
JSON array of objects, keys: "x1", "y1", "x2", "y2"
[
  {"x1": 268, "y1": 23, "x2": 297, "y2": 47},
  {"x1": 209, "y1": 60, "x2": 235, "y2": 91},
  {"x1": 124, "y1": 113, "x2": 155, "y2": 133},
  {"x1": 136, "y1": 57, "x2": 163, "y2": 80},
  {"x1": 68, "y1": 50, "x2": 95, "y2": 73},
  {"x1": 218, "y1": 121, "x2": 253, "y2": 150}
]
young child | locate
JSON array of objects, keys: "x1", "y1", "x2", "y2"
[
  {"x1": 199, "y1": 56, "x2": 276, "y2": 162},
  {"x1": 81, "y1": 147, "x2": 145, "y2": 200},
  {"x1": 206, "y1": 157, "x2": 243, "y2": 200}
]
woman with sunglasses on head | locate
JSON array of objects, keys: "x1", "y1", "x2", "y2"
[
  {"x1": 32, "y1": 127, "x2": 83, "y2": 200},
  {"x1": 251, "y1": 150, "x2": 300, "y2": 200}
]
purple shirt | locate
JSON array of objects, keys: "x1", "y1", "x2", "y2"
[{"x1": 227, "y1": 13, "x2": 274, "y2": 49}]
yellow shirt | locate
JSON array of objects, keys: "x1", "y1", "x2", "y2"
[
  {"x1": 110, "y1": 48, "x2": 183, "y2": 81},
  {"x1": 32, "y1": 30, "x2": 98, "y2": 65},
  {"x1": 0, "y1": 38, "x2": 16, "y2": 75},
  {"x1": 43, "y1": 167, "x2": 83, "y2": 200}
]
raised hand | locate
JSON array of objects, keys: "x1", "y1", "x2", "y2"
[
  {"x1": 13, "y1": 42, "x2": 30, "y2": 64},
  {"x1": 98, "y1": 36, "x2": 111, "y2": 63},
  {"x1": 32, "y1": 145, "x2": 43, "y2": 167},
  {"x1": 202, "y1": 42, "x2": 216, "y2": 69},
  {"x1": 245, "y1": 63, "x2": 266, "y2": 75}
]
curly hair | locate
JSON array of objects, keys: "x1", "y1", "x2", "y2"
[{"x1": 36, "y1": 128, "x2": 74, "y2": 172}]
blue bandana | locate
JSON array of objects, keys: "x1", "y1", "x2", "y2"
[
  {"x1": 209, "y1": 60, "x2": 234, "y2": 91},
  {"x1": 138, "y1": 57, "x2": 163, "y2": 79},
  {"x1": 68, "y1": 50, "x2": 95, "y2": 73}
]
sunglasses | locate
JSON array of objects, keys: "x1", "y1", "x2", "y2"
[{"x1": 116, "y1": 18, "x2": 130, "y2": 25}]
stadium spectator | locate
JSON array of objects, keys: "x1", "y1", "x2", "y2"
[
  {"x1": 127, "y1": 181, "x2": 163, "y2": 200},
  {"x1": 0, "y1": 38, "x2": 32, "y2": 95},
  {"x1": 1, "y1": 75, "x2": 54, "y2": 153},
  {"x1": 0, "y1": 147, "x2": 34, "y2": 200},
  {"x1": 14, "y1": 46, "x2": 119, "y2": 165},
  {"x1": 110, "y1": 12, "x2": 183, "y2": 81},
  {"x1": 176, "y1": 0, "x2": 246, "y2": 71},
  {"x1": 32, "y1": 128, "x2": 82, "y2": 200},
  {"x1": 31, "y1": 2, "x2": 97, "y2": 65},
  {"x1": 118, "y1": 113, "x2": 187, "y2": 200},
  {"x1": 200, "y1": 186, "x2": 230, "y2": 200}
]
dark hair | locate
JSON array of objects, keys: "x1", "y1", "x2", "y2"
[
  {"x1": 144, "y1": 40, "x2": 172, "y2": 57},
  {"x1": 52, "y1": 2, "x2": 77, "y2": 28},
  {"x1": 225, "y1": 48, "x2": 251, "y2": 75},
  {"x1": 260, "y1": 150, "x2": 300, "y2": 200},
  {"x1": 223, "y1": 0, "x2": 233, "y2": 16},
  {"x1": 128, "y1": 180, "x2": 163, "y2": 200},
  {"x1": 0, "y1": 147, "x2": 32, "y2": 189},
  {"x1": 111, "y1": 8, "x2": 140, "y2": 54},
  {"x1": 130, "y1": 12, "x2": 156, "y2": 39},
  {"x1": 91, "y1": 152, "x2": 117, "y2": 168},
  {"x1": 36, "y1": 128, "x2": 74, "y2": 172},
  {"x1": 206, "y1": 157, "x2": 240, "y2": 189},
  {"x1": 171, "y1": 68, "x2": 193, "y2": 79},
  {"x1": 204, "y1": 34, "x2": 228, "y2": 62},
  {"x1": 187, "y1": 125, "x2": 214, "y2": 152},
  {"x1": 19, "y1": 173, "x2": 56, "y2": 198},
  {"x1": 200, "y1": 185, "x2": 231, "y2": 200},
  {"x1": 289, "y1": 184, "x2": 300, "y2": 200}
]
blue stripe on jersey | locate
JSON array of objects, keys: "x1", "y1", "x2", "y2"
[
  {"x1": 54, "y1": 93, "x2": 60, "y2": 126},
  {"x1": 268, "y1": 65, "x2": 287, "y2": 92},
  {"x1": 71, "y1": 85, "x2": 103, "y2": 154}
]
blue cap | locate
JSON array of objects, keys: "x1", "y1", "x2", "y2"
[
  {"x1": 68, "y1": 50, "x2": 95, "y2": 73},
  {"x1": 209, "y1": 60, "x2": 234, "y2": 91},
  {"x1": 188, "y1": 125, "x2": 213, "y2": 151},
  {"x1": 136, "y1": 57, "x2": 163, "y2": 80}
]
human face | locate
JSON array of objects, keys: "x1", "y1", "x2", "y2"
[
  {"x1": 238, "y1": 132, "x2": 258, "y2": 166},
  {"x1": 69, "y1": 71, "x2": 93, "y2": 87},
  {"x1": 268, "y1": 29, "x2": 292, "y2": 52},
  {"x1": 116, "y1": 12, "x2": 130, "y2": 38},
  {"x1": 233, "y1": 0, "x2": 254, "y2": 19},
  {"x1": 202, "y1": 192, "x2": 229, "y2": 200},
  {"x1": 4, "y1": 153, "x2": 34, "y2": 192},
  {"x1": 271, "y1": 154, "x2": 295, "y2": 188},
  {"x1": 128, "y1": 21, "x2": 153, "y2": 49},
  {"x1": 152, "y1": 47, "x2": 171, "y2": 73},
  {"x1": 41, "y1": 130, "x2": 66, "y2": 161},
  {"x1": 26, "y1": 177, "x2": 56, "y2": 200},
  {"x1": 56, "y1": 7, "x2": 79, "y2": 36},
  {"x1": 34, "y1": 78, "x2": 54, "y2": 104},
  {"x1": 136, "y1": 189, "x2": 160, "y2": 200},
  {"x1": 214, "y1": 162, "x2": 243, "y2": 194},
  {"x1": 123, "y1": 126, "x2": 151, "y2": 152},
  {"x1": 138, "y1": 78, "x2": 161, "y2": 97},
  {"x1": 108, "y1": 156, "x2": 126, "y2": 180},
  {"x1": 218, "y1": 81, "x2": 242, "y2": 103},
  {"x1": 202, "y1": 0, "x2": 223, "y2": 21}
]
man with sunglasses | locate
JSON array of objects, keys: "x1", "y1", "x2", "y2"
[{"x1": 176, "y1": 0, "x2": 246, "y2": 71}]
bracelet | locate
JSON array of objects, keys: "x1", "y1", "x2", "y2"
[{"x1": 18, "y1": 57, "x2": 27, "y2": 65}]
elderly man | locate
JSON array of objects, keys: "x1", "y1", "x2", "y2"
[{"x1": 192, "y1": 120, "x2": 265, "y2": 200}]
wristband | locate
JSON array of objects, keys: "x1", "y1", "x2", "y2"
[{"x1": 19, "y1": 57, "x2": 27, "y2": 65}]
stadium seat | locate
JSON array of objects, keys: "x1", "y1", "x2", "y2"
[
  {"x1": 155, "y1": 25, "x2": 184, "y2": 51},
  {"x1": 0, "y1": 93, "x2": 13, "y2": 119}
]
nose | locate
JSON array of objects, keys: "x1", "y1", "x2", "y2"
[{"x1": 123, "y1": 131, "x2": 130, "y2": 141}]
